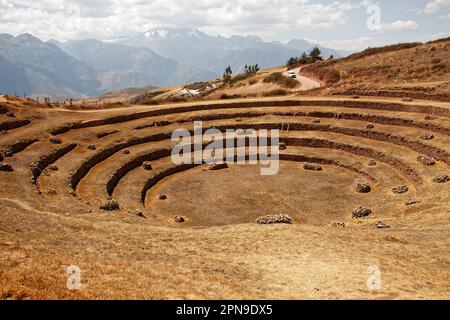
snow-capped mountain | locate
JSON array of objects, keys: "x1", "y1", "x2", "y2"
[{"x1": 118, "y1": 27, "x2": 348, "y2": 74}]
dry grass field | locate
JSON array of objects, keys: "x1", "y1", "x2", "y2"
[
  {"x1": 303, "y1": 39, "x2": 450, "y2": 101},
  {"x1": 1, "y1": 89, "x2": 450, "y2": 299}
]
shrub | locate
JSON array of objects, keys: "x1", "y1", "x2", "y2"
[
  {"x1": 220, "y1": 93, "x2": 242, "y2": 100},
  {"x1": 263, "y1": 72, "x2": 299, "y2": 88}
]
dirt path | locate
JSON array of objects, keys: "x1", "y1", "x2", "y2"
[{"x1": 284, "y1": 67, "x2": 321, "y2": 91}]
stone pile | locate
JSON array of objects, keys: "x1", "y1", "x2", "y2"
[
  {"x1": 352, "y1": 207, "x2": 372, "y2": 218},
  {"x1": 255, "y1": 214, "x2": 293, "y2": 224}
]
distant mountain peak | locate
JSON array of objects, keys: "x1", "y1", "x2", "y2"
[
  {"x1": 16, "y1": 33, "x2": 41, "y2": 42},
  {"x1": 143, "y1": 27, "x2": 206, "y2": 40},
  {"x1": 144, "y1": 28, "x2": 169, "y2": 40}
]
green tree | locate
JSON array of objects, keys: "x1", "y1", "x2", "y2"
[
  {"x1": 223, "y1": 66, "x2": 233, "y2": 82},
  {"x1": 309, "y1": 46, "x2": 322, "y2": 61}
]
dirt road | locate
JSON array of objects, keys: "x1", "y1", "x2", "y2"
[{"x1": 284, "y1": 67, "x2": 321, "y2": 91}]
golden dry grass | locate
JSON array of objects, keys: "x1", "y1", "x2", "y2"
[{"x1": 1, "y1": 94, "x2": 450, "y2": 300}]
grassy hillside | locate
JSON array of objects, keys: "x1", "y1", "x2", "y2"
[{"x1": 302, "y1": 38, "x2": 450, "y2": 101}]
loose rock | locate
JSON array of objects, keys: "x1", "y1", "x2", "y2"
[
  {"x1": 327, "y1": 222, "x2": 346, "y2": 228},
  {"x1": 123, "y1": 149, "x2": 130, "y2": 155},
  {"x1": 417, "y1": 154, "x2": 435, "y2": 165},
  {"x1": 355, "y1": 179, "x2": 371, "y2": 193},
  {"x1": 0, "y1": 163, "x2": 13, "y2": 172},
  {"x1": 279, "y1": 142, "x2": 287, "y2": 151},
  {"x1": 375, "y1": 221, "x2": 390, "y2": 229},
  {"x1": 159, "y1": 194, "x2": 167, "y2": 200},
  {"x1": 4, "y1": 147, "x2": 13, "y2": 157},
  {"x1": 352, "y1": 206, "x2": 372, "y2": 218},
  {"x1": 304, "y1": 163, "x2": 323, "y2": 171},
  {"x1": 100, "y1": 199, "x2": 120, "y2": 211},
  {"x1": 134, "y1": 210, "x2": 147, "y2": 219},
  {"x1": 50, "y1": 137, "x2": 62, "y2": 144},
  {"x1": 255, "y1": 214, "x2": 293, "y2": 224},
  {"x1": 368, "y1": 160, "x2": 377, "y2": 166},
  {"x1": 173, "y1": 215, "x2": 185, "y2": 223},
  {"x1": 405, "y1": 199, "x2": 421, "y2": 206},
  {"x1": 87, "y1": 144, "x2": 96, "y2": 150},
  {"x1": 155, "y1": 120, "x2": 170, "y2": 127},
  {"x1": 208, "y1": 163, "x2": 229, "y2": 171},
  {"x1": 421, "y1": 133, "x2": 434, "y2": 140},
  {"x1": 392, "y1": 185, "x2": 409, "y2": 194},
  {"x1": 433, "y1": 175, "x2": 449, "y2": 183},
  {"x1": 366, "y1": 124, "x2": 375, "y2": 129},
  {"x1": 142, "y1": 161, "x2": 153, "y2": 170}
]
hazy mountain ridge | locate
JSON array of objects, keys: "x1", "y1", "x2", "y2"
[
  {"x1": 118, "y1": 27, "x2": 349, "y2": 74},
  {"x1": 0, "y1": 29, "x2": 349, "y2": 99},
  {"x1": 52, "y1": 39, "x2": 217, "y2": 87},
  {"x1": 0, "y1": 34, "x2": 216, "y2": 99},
  {"x1": 0, "y1": 33, "x2": 101, "y2": 98}
]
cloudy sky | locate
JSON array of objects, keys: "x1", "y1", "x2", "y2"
[{"x1": 0, "y1": 0, "x2": 449, "y2": 50}]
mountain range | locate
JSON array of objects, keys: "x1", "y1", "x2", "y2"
[
  {"x1": 0, "y1": 28, "x2": 350, "y2": 99},
  {"x1": 118, "y1": 27, "x2": 348, "y2": 75}
]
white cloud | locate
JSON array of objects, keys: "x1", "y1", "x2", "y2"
[
  {"x1": 319, "y1": 36, "x2": 377, "y2": 51},
  {"x1": 378, "y1": 20, "x2": 419, "y2": 32},
  {"x1": 425, "y1": 0, "x2": 450, "y2": 13},
  {"x1": 0, "y1": 0, "x2": 357, "y2": 41}
]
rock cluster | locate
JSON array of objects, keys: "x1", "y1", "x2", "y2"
[
  {"x1": 208, "y1": 163, "x2": 229, "y2": 171},
  {"x1": 327, "y1": 222, "x2": 346, "y2": 228},
  {"x1": 417, "y1": 154, "x2": 435, "y2": 165},
  {"x1": 134, "y1": 210, "x2": 147, "y2": 219},
  {"x1": 392, "y1": 185, "x2": 409, "y2": 194},
  {"x1": 405, "y1": 199, "x2": 421, "y2": 206},
  {"x1": 155, "y1": 120, "x2": 170, "y2": 127},
  {"x1": 50, "y1": 137, "x2": 62, "y2": 144},
  {"x1": 421, "y1": 133, "x2": 434, "y2": 140},
  {"x1": 0, "y1": 163, "x2": 13, "y2": 172},
  {"x1": 100, "y1": 199, "x2": 120, "y2": 211},
  {"x1": 142, "y1": 161, "x2": 153, "y2": 170},
  {"x1": 352, "y1": 207, "x2": 372, "y2": 218},
  {"x1": 304, "y1": 163, "x2": 323, "y2": 171},
  {"x1": 355, "y1": 179, "x2": 371, "y2": 193},
  {"x1": 255, "y1": 214, "x2": 293, "y2": 224},
  {"x1": 173, "y1": 215, "x2": 185, "y2": 223},
  {"x1": 375, "y1": 221, "x2": 390, "y2": 229},
  {"x1": 433, "y1": 175, "x2": 449, "y2": 183},
  {"x1": 4, "y1": 147, "x2": 13, "y2": 157}
]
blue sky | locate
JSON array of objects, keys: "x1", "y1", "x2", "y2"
[{"x1": 0, "y1": 0, "x2": 449, "y2": 50}]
